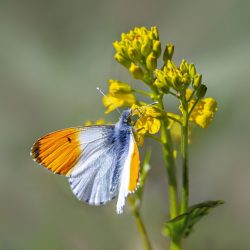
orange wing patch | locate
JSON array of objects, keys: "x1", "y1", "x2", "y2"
[
  {"x1": 31, "y1": 128, "x2": 81, "y2": 176},
  {"x1": 128, "y1": 142, "x2": 140, "y2": 192}
]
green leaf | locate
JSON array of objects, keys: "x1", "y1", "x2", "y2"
[{"x1": 162, "y1": 200, "x2": 224, "y2": 240}]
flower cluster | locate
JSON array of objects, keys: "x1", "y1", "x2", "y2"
[
  {"x1": 154, "y1": 57, "x2": 202, "y2": 95},
  {"x1": 101, "y1": 26, "x2": 217, "y2": 146},
  {"x1": 113, "y1": 26, "x2": 161, "y2": 82}
]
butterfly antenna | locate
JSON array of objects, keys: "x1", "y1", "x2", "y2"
[{"x1": 96, "y1": 87, "x2": 122, "y2": 115}]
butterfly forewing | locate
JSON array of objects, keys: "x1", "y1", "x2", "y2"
[{"x1": 31, "y1": 128, "x2": 82, "y2": 176}]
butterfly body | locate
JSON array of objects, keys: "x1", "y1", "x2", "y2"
[{"x1": 31, "y1": 109, "x2": 140, "y2": 214}]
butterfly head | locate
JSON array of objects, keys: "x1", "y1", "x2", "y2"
[{"x1": 119, "y1": 109, "x2": 132, "y2": 125}]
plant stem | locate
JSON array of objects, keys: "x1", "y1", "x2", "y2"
[
  {"x1": 158, "y1": 97, "x2": 179, "y2": 219},
  {"x1": 170, "y1": 239, "x2": 182, "y2": 250},
  {"x1": 148, "y1": 82, "x2": 180, "y2": 249},
  {"x1": 128, "y1": 197, "x2": 152, "y2": 250},
  {"x1": 133, "y1": 89, "x2": 152, "y2": 97},
  {"x1": 180, "y1": 101, "x2": 189, "y2": 213}
]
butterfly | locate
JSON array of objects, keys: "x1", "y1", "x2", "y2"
[{"x1": 31, "y1": 109, "x2": 140, "y2": 214}]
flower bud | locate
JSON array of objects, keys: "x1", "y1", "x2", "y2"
[
  {"x1": 155, "y1": 69, "x2": 166, "y2": 83},
  {"x1": 146, "y1": 52, "x2": 157, "y2": 70},
  {"x1": 151, "y1": 26, "x2": 159, "y2": 40},
  {"x1": 196, "y1": 84, "x2": 207, "y2": 99},
  {"x1": 182, "y1": 73, "x2": 191, "y2": 85},
  {"x1": 163, "y1": 43, "x2": 174, "y2": 62},
  {"x1": 166, "y1": 59, "x2": 177, "y2": 70},
  {"x1": 188, "y1": 63, "x2": 196, "y2": 78},
  {"x1": 129, "y1": 63, "x2": 144, "y2": 79},
  {"x1": 152, "y1": 40, "x2": 161, "y2": 58},
  {"x1": 180, "y1": 59, "x2": 188, "y2": 73},
  {"x1": 154, "y1": 79, "x2": 169, "y2": 93},
  {"x1": 132, "y1": 39, "x2": 141, "y2": 52},
  {"x1": 166, "y1": 74, "x2": 177, "y2": 89},
  {"x1": 141, "y1": 37, "x2": 152, "y2": 57},
  {"x1": 113, "y1": 41, "x2": 122, "y2": 52},
  {"x1": 193, "y1": 74, "x2": 202, "y2": 89},
  {"x1": 114, "y1": 53, "x2": 131, "y2": 69},
  {"x1": 128, "y1": 47, "x2": 139, "y2": 61}
]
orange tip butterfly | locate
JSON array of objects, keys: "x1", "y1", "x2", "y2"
[{"x1": 30, "y1": 108, "x2": 140, "y2": 214}]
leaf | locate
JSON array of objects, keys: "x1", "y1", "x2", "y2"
[{"x1": 162, "y1": 200, "x2": 224, "y2": 240}]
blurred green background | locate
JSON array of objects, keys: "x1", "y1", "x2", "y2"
[{"x1": 0, "y1": 0, "x2": 249, "y2": 249}]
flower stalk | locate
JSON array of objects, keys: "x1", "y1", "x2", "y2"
[
  {"x1": 158, "y1": 98, "x2": 179, "y2": 219},
  {"x1": 180, "y1": 100, "x2": 189, "y2": 214},
  {"x1": 128, "y1": 197, "x2": 152, "y2": 250}
]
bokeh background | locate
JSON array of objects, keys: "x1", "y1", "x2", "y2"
[{"x1": 0, "y1": 0, "x2": 249, "y2": 249}]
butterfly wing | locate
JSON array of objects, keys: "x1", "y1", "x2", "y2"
[
  {"x1": 31, "y1": 125, "x2": 140, "y2": 213},
  {"x1": 68, "y1": 126, "x2": 119, "y2": 206},
  {"x1": 31, "y1": 127, "x2": 84, "y2": 176}
]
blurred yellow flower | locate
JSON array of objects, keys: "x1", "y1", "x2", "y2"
[
  {"x1": 84, "y1": 119, "x2": 108, "y2": 126},
  {"x1": 108, "y1": 79, "x2": 132, "y2": 95},
  {"x1": 103, "y1": 93, "x2": 136, "y2": 114},
  {"x1": 102, "y1": 79, "x2": 136, "y2": 113}
]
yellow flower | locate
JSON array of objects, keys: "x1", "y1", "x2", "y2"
[
  {"x1": 108, "y1": 79, "x2": 132, "y2": 95},
  {"x1": 103, "y1": 93, "x2": 136, "y2": 114},
  {"x1": 131, "y1": 104, "x2": 162, "y2": 146},
  {"x1": 102, "y1": 79, "x2": 136, "y2": 114},
  {"x1": 134, "y1": 132, "x2": 145, "y2": 147},
  {"x1": 180, "y1": 91, "x2": 218, "y2": 128},
  {"x1": 190, "y1": 98, "x2": 218, "y2": 128},
  {"x1": 179, "y1": 88, "x2": 218, "y2": 128},
  {"x1": 84, "y1": 119, "x2": 108, "y2": 126}
]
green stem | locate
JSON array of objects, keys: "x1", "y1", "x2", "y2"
[
  {"x1": 147, "y1": 81, "x2": 180, "y2": 249},
  {"x1": 158, "y1": 98, "x2": 179, "y2": 219},
  {"x1": 181, "y1": 101, "x2": 189, "y2": 213},
  {"x1": 188, "y1": 98, "x2": 199, "y2": 118},
  {"x1": 170, "y1": 239, "x2": 182, "y2": 250},
  {"x1": 128, "y1": 197, "x2": 152, "y2": 250},
  {"x1": 133, "y1": 89, "x2": 152, "y2": 97},
  {"x1": 167, "y1": 114, "x2": 182, "y2": 125},
  {"x1": 146, "y1": 134, "x2": 163, "y2": 144}
]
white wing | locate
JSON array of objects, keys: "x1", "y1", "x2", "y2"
[
  {"x1": 68, "y1": 125, "x2": 120, "y2": 206},
  {"x1": 116, "y1": 133, "x2": 135, "y2": 214}
]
